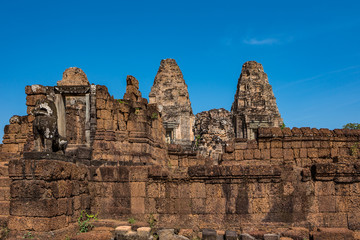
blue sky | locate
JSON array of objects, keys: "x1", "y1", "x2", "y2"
[{"x1": 1, "y1": 0, "x2": 359, "y2": 141}]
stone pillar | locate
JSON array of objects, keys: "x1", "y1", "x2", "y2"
[{"x1": 55, "y1": 94, "x2": 66, "y2": 137}]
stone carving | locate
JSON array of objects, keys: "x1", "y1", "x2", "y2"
[
  {"x1": 32, "y1": 98, "x2": 67, "y2": 153},
  {"x1": 194, "y1": 108, "x2": 234, "y2": 160},
  {"x1": 9, "y1": 115, "x2": 21, "y2": 124},
  {"x1": 231, "y1": 61, "x2": 283, "y2": 140},
  {"x1": 149, "y1": 59, "x2": 195, "y2": 146}
]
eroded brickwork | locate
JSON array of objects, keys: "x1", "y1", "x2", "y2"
[
  {"x1": 194, "y1": 108, "x2": 235, "y2": 162},
  {"x1": 92, "y1": 75, "x2": 167, "y2": 164},
  {"x1": 149, "y1": 59, "x2": 195, "y2": 146},
  {"x1": 232, "y1": 61, "x2": 283, "y2": 140},
  {"x1": 1, "y1": 63, "x2": 360, "y2": 240},
  {"x1": 7, "y1": 153, "x2": 89, "y2": 239}
]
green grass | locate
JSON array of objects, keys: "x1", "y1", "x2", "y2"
[{"x1": 78, "y1": 210, "x2": 98, "y2": 233}]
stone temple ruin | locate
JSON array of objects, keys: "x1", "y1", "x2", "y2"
[
  {"x1": 0, "y1": 59, "x2": 360, "y2": 240},
  {"x1": 149, "y1": 59, "x2": 195, "y2": 147}
]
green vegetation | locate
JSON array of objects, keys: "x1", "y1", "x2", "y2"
[
  {"x1": 152, "y1": 233, "x2": 159, "y2": 240},
  {"x1": 23, "y1": 232, "x2": 34, "y2": 239},
  {"x1": 195, "y1": 135, "x2": 201, "y2": 147},
  {"x1": 117, "y1": 99, "x2": 125, "y2": 104},
  {"x1": 281, "y1": 122, "x2": 286, "y2": 130},
  {"x1": 135, "y1": 108, "x2": 140, "y2": 115},
  {"x1": 77, "y1": 210, "x2": 98, "y2": 233},
  {"x1": 128, "y1": 217, "x2": 136, "y2": 224},
  {"x1": 351, "y1": 143, "x2": 359, "y2": 157},
  {"x1": 343, "y1": 123, "x2": 360, "y2": 130},
  {"x1": 151, "y1": 112, "x2": 158, "y2": 119},
  {"x1": 148, "y1": 213, "x2": 157, "y2": 229},
  {"x1": 148, "y1": 214, "x2": 158, "y2": 240}
]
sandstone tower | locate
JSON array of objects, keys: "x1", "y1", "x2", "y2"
[
  {"x1": 231, "y1": 61, "x2": 283, "y2": 139},
  {"x1": 149, "y1": 59, "x2": 195, "y2": 146}
]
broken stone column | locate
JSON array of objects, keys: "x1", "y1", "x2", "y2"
[
  {"x1": 149, "y1": 59, "x2": 195, "y2": 146},
  {"x1": 231, "y1": 61, "x2": 283, "y2": 140},
  {"x1": 123, "y1": 75, "x2": 142, "y2": 102}
]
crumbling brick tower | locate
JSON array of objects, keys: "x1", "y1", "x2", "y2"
[
  {"x1": 231, "y1": 61, "x2": 283, "y2": 139},
  {"x1": 149, "y1": 59, "x2": 195, "y2": 146}
]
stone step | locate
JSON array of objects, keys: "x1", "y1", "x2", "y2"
[
  {"x1": 0, "y1": 177, "x2": 10, "y2": 188},
  {"x1": 0, "y1": 187, "x2": 10, "y2": 201},
  {"x1": 0, "y1": 201, "x2": 10, "y2": 216}
]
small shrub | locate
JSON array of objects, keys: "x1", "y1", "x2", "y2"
[
  {"x1": 195, "y1": 135, "x2": 201, "y2": 147},
  {"x1": 128, "y1": 217, "x2": 136, "y2": 224},
  {"x1": 151, "y1": 112, "x2": 158, "y2": 119},
  {"x1": 351, "y1": 143, "x2": 359, "y2": 156},
  {"x1": 281, "y1": 122, "x2": 286, "y2": 130},
  {"x1": 117, "y1": 99, "x2": 125, "y2": 104},
  {"x1": 148, "y1": 213, "x2": 157, "y2": 229},
  {"x1": 343, "y1": 123, "x2": 360, "y2": 130},
  {"x1": 23, "y1": 232, "x2": 34, "y2": 239},
  {"x1": 78, "y1": 210, "x2": 98, "y2": 233}
]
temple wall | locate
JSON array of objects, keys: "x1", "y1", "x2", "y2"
[
  {"x1": 222, "y1": 127, "x2": 360, "y2": 167},
  {"x1": 3, "y1": 127, "x2": 360, "y2": 238},
  {"x1": 92, "y1": 85, "x2": 167, "y2": 165},
  {"x1": 7, "y1": 153, "x2": 89, "y2": 239},
  {"x1": 61, "y1": 127, "x2": 360, "y2": 233}
]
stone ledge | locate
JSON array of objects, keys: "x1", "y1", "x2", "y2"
[{"x1": 23, "y1": 152, "x2": 70, "y2": 161}]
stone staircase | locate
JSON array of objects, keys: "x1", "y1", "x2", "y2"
[{"x1": 0, "y1": 161, "x2": 10, "y2": 227}]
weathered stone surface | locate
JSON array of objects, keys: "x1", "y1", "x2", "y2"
[
  {"x1": 123, "y1": 75, "x2": 142, "y2": 102},
  {"x1": 115, "y1": 225, "x2": 132, "y2": 235},
  {"x1": 137, "y1": 227, "x2": 151, "y2": 239},
  {"x1": 231, "y1": 61, "x2": 283, "y2": 139},
  {"x1": 194, "y1": 108, "x2": 234, "y2": 160},
  {"x1": 225, "y1": 230, "x2": 238, "y2": 240},
  {"x1": 25, "y1": 84, "x2": 47, "y2": 95},
  {"x1": 239, "y1": 233, "x2": 255, "y2": 240},
  {"x1": 311, "y1": 228, "x2": 354, "y2": 240},
  {"x1": 264, "y1": 233, "x2": 280, "y2": 240},
  {"x1": 57, "y1": 67, "x2": 90, "y2": 86},
  {"x1": 158, "y1": 229, "x2": 175, "y2": 240},
  {"x1": 157, "y1": 229, "x2": 189, "y2": 240},
  {"x1": 202, "y1": 229, "x2": 217, "y2": 240},
  {"x1": 149, "y1": 59, "x2": 195, "y2": 146},
  {"x1": 282, "y1": 227, "x2": 309, "y2": 240}
]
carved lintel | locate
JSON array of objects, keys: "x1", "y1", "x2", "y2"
[{"x1": 54, "y1": 86, "x2": 90, "y2": 95}]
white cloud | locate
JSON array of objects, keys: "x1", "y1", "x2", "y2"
[{"x1": 243, "y1": 38, "x2": 279, "y2": 45}]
